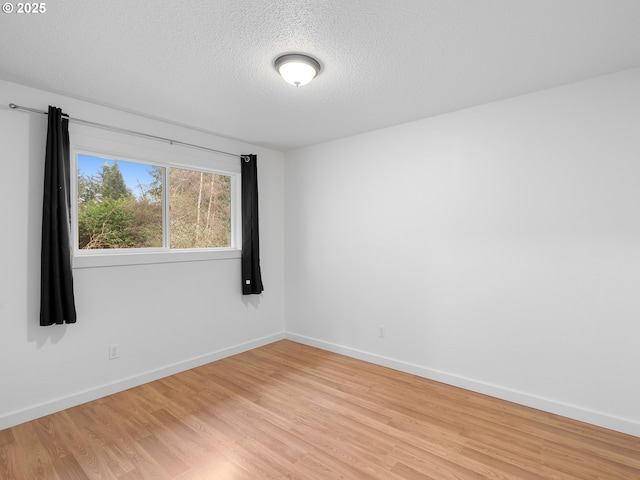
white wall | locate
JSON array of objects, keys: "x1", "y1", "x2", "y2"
[
  {"x1": 3, "y1": 69, "x2": 639, "y2": 437},
  {"x1": 284, "y1": 69, "x2": 640, "y2": 436},
  {"x1": 0, "y1": 80, "x2": 285, "y2": 429}
]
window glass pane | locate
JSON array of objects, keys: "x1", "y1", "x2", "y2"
[
  {"x1": 169, "y1": 167, "x2": 231, "y2": 248},
  {"x1": 77, "y1": 154, "x2": 163, "y2": 249}
]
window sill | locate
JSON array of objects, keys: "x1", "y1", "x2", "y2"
[{"x1": 73, "y1": 248, "x2": 241, "y2": 269}]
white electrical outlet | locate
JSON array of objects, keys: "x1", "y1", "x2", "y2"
[
  {"x1": 379, "y1": 325, "x2": 385, "y2": 338},
  {"x1": 109, "y1": 344, "x2": 120, "y2": 360}
]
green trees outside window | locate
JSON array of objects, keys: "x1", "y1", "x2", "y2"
[{"x1": 77, "y1": 155, "x2": 231, "y2": 250}]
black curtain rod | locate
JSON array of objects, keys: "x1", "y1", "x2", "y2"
[{"x1": 9, "y1": 103, "x2": 247, "y2": 161}]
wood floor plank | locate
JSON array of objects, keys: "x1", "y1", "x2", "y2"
[
  {"x1": 10, "y1": 421, "x2": 60, "y2": 480},
  {"x1": 52, "y1": 454, "x2": 90, "y2": 480},
  {"x1": 0, "y1": 431, "x2": 14, "y2": 448},
  {"x1": 0, "y1": 443, "x2": 22, "y2": 480},
  {"x1": 63, "y1": 404, "x2": 135, "y2": 477},
  {"x1": 1, "y1": 340, "x2": 639, "y2": 479}
]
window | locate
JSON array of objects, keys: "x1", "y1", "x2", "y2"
[
  {"x1": 77, "y1": 155, "x2": 164, "y2": 250},
  {"x1": 71, "y1": 127, "x2": 241, "y2": 268}
]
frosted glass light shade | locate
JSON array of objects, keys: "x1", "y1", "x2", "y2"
[{"x1": 275, "y1": 54, "x2": 321, "y2": 87}]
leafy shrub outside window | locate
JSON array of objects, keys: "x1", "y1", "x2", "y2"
[{"x1": 77, "y1": 154, "x2": 231, "y2": 250}]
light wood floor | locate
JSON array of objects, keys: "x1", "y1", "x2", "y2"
[{"x1": 1, "y1": 340, "x2": 638, "y2": 479}]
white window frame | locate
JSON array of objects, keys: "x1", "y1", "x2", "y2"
[{"x1": 70, "y1": 124, "x2": 242, "y2": 269}]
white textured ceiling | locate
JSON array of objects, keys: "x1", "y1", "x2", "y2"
[{"x1": 1, "y1": 0, "x2": 640, "y2": 151}]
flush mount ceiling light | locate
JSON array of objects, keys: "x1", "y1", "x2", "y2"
[{"x1": 274, "y1": 53, "x2": 321, "y2": 87}]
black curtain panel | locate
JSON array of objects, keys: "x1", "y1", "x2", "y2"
[
  {"x1": 40, "y1": 106, "x2": 77, "y2": 325},
  {"x1": 241, "y1": 154, "x2": 264, "y2": 295}
]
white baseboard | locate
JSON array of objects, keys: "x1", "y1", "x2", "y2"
[
  {"x1": 285, "y1": 333, "x2": 640, "y2": 438},
  {"x1": 0, "y1": 332, "x2": 286, "y2": 431},
  {"x1": 4, "y1": 331, "x2": 638, "y2": 438}
]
